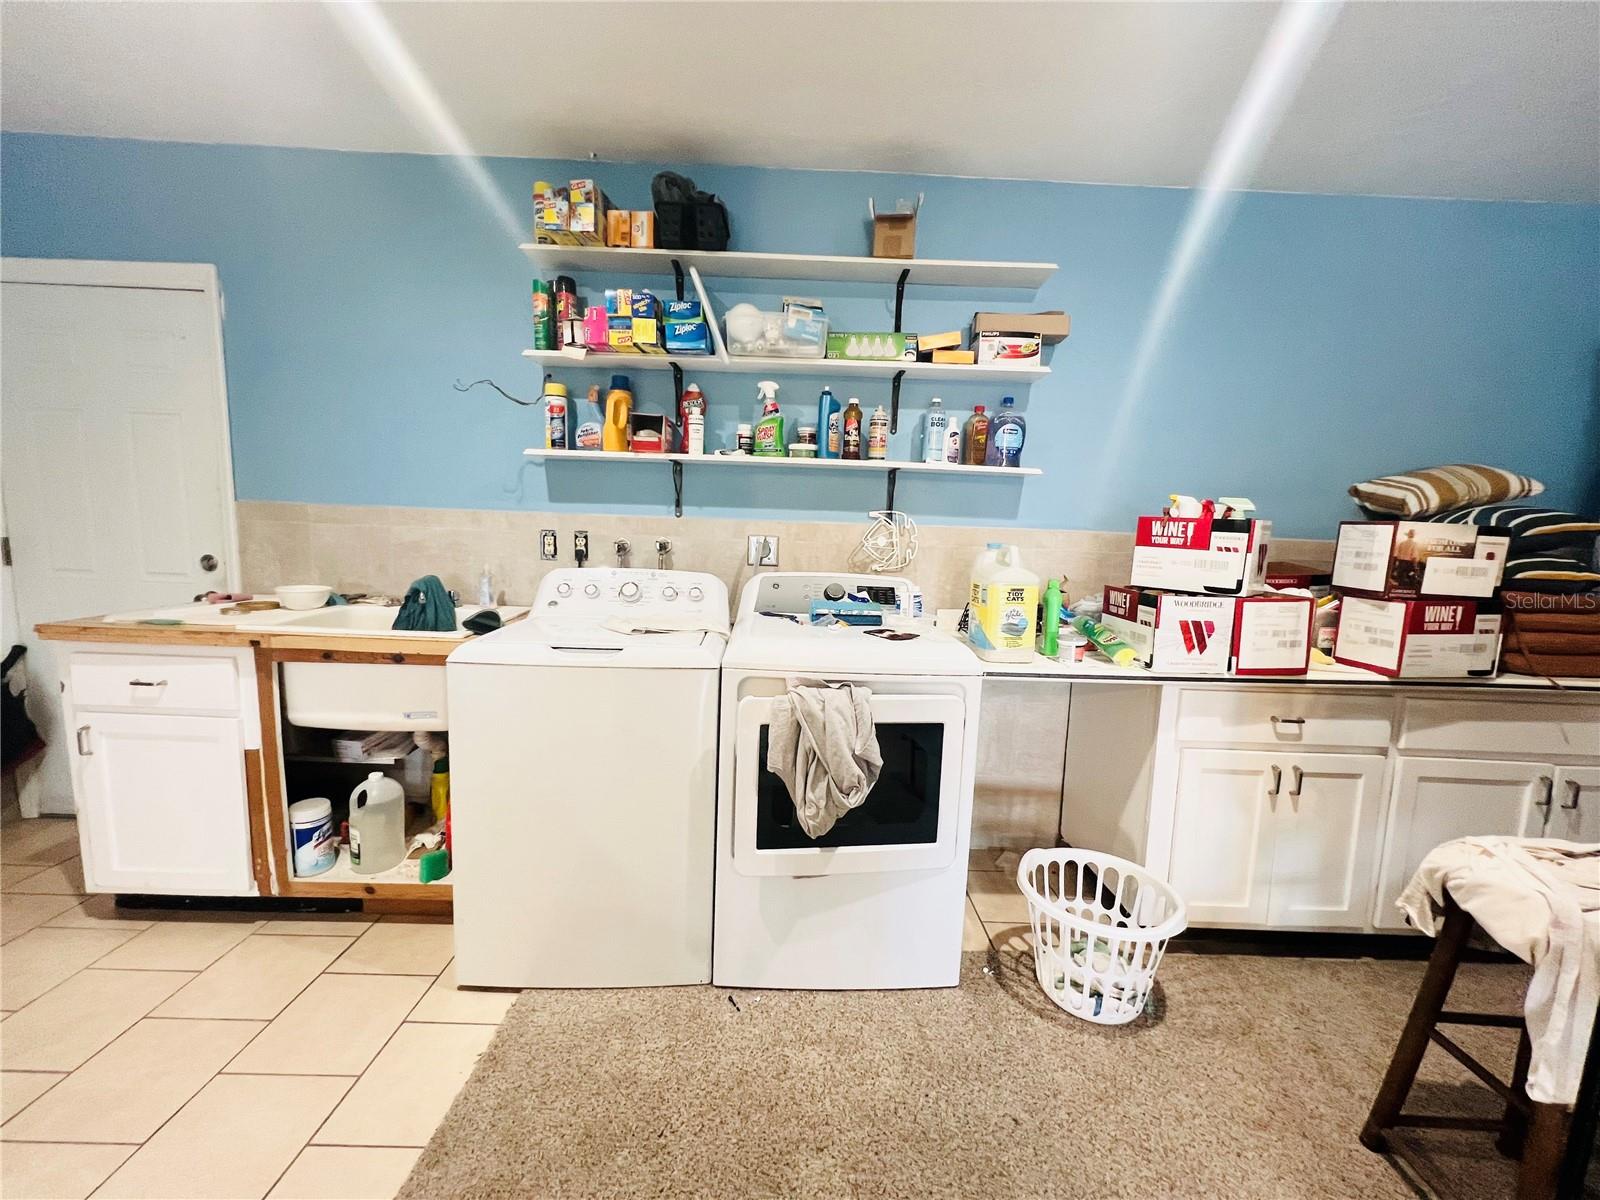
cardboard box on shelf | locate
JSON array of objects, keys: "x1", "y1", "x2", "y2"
[
  {"x1": 605, "y1": 209, "x2": 632, "y2": 248},
  {"x1": 1130, "y1": 514, "x2": 1272, "y2": 597},
  {"x1": 664, "y1": 321, "x2": 711, "y2": 354},
  {"x1": 975, "y1": 332, "x2": 1042, "y2": 365},
  {"x1": 931, "y1": 349, "x2": 977, "y2": 365},
  {"x1": 1333, "y1": 595, "x2": 1502, "y2": 678},
  {"x1": 567, "y1": 179, "x2": 613, "y2": 244},
  {"x1": 1331, "y1": 521, "x2": 1509, "y2": 600},
  {"x1": 917, "y1": 330, "x2": 963, "y2": 352},
  {"x1": 533, "y1": 181, "x2": 573, "y2": 245},
  {"x1": 825, "y1": 332, "x2": 918, "y2": 361},
  {"x1": 630, "y1": 210, "x2": 655, "y2": 248},
  {"x1": 1266, "y1": 561, "x2": 1332, "y2": 593},
  {"x1": 972, "y1": 311, "x2": 1072, "y2": 342},
  {"x1": 868, "y1": 193, "x2": 921, "y2": 259},
  {"x1": 1101, "y1": 586, "x2": 1234, "y2": 675},
  {"x1": 1232, "y1": 593, "x2": 1315, "y2": 676}
]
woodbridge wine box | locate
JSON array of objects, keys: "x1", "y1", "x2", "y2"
[
  {"x1": 1102, "y1": 586, "x2": 1234, "y2": 674},
  {"x1": 1129, "y1": 514, "x2": 1272, "y2": 596},
  {"x1": 1331, "y1": 521, "x2": 1508, "y2": 600},
  {"x1": 1333, "y1": 596, "x2": 1502, "y2": 678}
]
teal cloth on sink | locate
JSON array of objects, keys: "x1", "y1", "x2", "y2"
[{"x1": 392, "y1": 575, "x2": 456, "y2": 632}]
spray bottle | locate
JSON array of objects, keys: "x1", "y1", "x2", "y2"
[{"x1": 752, "y1": 380, "x2": 784, "y2": 457}]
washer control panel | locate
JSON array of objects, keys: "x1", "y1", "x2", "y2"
[
  {"x1": 535, "y1": 568, "x2": 727, "y2": 625},
  {"x1": 741, "y1": 573, "x2": 914, "y2": 618}
]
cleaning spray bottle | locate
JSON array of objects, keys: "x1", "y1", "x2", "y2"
[
  {"x1": 752, "y1": 380, "x2": 784, "y2": 457},
  {"x1": 602, "y1": 374, "x2": 632, "y2": 452},
  {"x1": 817, "y1": 387, "x2": 841, "y2": 459}
]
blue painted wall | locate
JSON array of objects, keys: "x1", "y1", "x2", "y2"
[{"x1": 3, "y1": 133, "x2": 1595, "y2": 537}]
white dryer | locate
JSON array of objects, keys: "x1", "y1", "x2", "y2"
[
  {"x1": 713, "y1": 572, "x2": 983, "y2": 990},
  {"x1": 446, "y1": 568, "x2": 728, "y2": 988}
]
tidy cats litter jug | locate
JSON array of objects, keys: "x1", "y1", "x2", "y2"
[
  {"x1": 968, "y1": 543, "x2": 1040, "y2": 662},
  {"x1": 348, "y1": 772, "x2": 406, "y2": 875}
]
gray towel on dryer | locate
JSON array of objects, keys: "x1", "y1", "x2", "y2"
[{"x1": 766, "y1": 681, "x2": 883, "y2": 839}]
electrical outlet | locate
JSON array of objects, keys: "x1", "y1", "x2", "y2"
[
  {"x1": 540, "y1": 529, "x2": 558, "y2": 560},
  {"x1": 574, "y1": 530, "x2": 589, "y2": 567},
  {"x1": 747, "y1": 534, "x2": 779, "y2": 567}
]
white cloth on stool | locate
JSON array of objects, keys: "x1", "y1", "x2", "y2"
[
  {"x1": 766, "y1": 681, "x2": 883, "y2": 839},
  {"x1": 1398, "y1": 836, "x2": 1600, "y2": 1105}
]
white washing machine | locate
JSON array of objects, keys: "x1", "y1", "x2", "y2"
[
  {"x1": 713, "y1": 572, "x2": 983, "y2": 990},
  {"x1": 446, "y1": 568, "x2": 728, "y2": 988}
]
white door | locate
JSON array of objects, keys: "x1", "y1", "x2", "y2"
[
  {"x1": 1167, "y1": 749, "x2": 1278, "y2": 926},
  {"x1": 74, "y1": 711, "x2": 252, "y2": 895},
  {"x1": 1373, "y1": 756, "x2": 1554, "y2": 929},
  {"x1": 1, "y1": 260, "x2": 236, "y2": 814},
  {"x1": 1267, "y1": 753, "x2": 1386, "y2": 929},
  {"x1": 1548, "y1": 765, "x2": 1600, "y2": 844}
]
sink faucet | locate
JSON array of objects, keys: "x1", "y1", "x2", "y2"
[
  {"x1": 656, "y1": 538, "x2": 672, "y2": 570},
  {"x1": 614, "y1": 539, "x2": 631, "y2": 568}
]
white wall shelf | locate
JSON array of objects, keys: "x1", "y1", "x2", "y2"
[
  {"x1": 519, "y1": 244, "x2": 1056, "y2": 288},
  {"x1": 522, "y1": 348, "x2": 1048, "y2": 384}
]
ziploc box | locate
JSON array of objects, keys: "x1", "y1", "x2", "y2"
[
  {"x1": 1232, "y1": 593, "x2": 1314, "y2": 676},
  {"x1": 1101, "y1": 586, "x2": 1234, "y2": 674},
  {"x1": 1333, "y1": 595, "x2": 1502, "y2": 678},
  {"x1": 1130, "y1": 513, "x2": 1272, "y2": 596},
  {"x1": 1331, "y1": 521, "x2": 1509, "y2": 600}
]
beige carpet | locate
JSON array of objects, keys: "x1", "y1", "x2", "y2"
[{"x1": 402, "y1": 946, "x2": 1540, "y2": 1199}]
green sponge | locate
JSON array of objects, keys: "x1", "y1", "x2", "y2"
[{"x1": 418, "y1": 848, "x2": 450, "y2": 884}]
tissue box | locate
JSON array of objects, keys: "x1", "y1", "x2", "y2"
[
  {"x1": 1231, "y1": 593, "x2": 1314, "y2": 676},
  {"x1": 1333, "y1": 595, "x2": 1502, "y2": 678},
  {"x1": 1130, "y1": 514, "x2": 1272, "y2": 596},
  {"x1": 1101, "y1": 586, "x2": 1234, "y2": 674},
  {"x1": 1331, "y1": 521, "x2": 1509, "y2": 600}
]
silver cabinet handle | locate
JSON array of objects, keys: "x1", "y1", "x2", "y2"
[
  {"x1": 1535, "y1": 776, "x2": 1554, "y2": 814},
  {"x1": 128, "y1": 679, "x2": 167, "y2": 688},
  {"x1": 1267, "y1": 764, "x2": 1282, "y2": 804},
  {"x1": 1288, "y1": 765, "x2": 1304, "y2": 801},
  {"x1": 76, "y1": 725, "x2": 92, "y2": 755},
  {"x1": 1271, "y1": 716, "x2": 1305, "y2": 727},
  {"x1": 1561, "y1": 780, "x2": 1581, "y2": 811}
]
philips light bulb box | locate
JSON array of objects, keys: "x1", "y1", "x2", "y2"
[
  {"x1": 1330, "y1": 520, "x2": 1508, "y2": 600},
  {"x1": 1129, "y1": 512, "x2": 1272, "y2": 596},
  {"x1": 1100, "y1": 586, "x2": 1234, "y2": 674},
  {"x1": 1333, "y1": 596, "x2": 1502, "y2": 678}
]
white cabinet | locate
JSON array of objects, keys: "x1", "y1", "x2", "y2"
[
  {"x1": 1167, "y1": 749, "x2": 1385, "y2": 929},
  {"x1": 1545, "y1": 765, "x2": 1600, "y2": 844},
  {"x1": 1372, "y1": 757, "x2": 1551, "y2": 929}
]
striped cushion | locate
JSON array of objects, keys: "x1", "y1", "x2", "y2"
[
  {"x1": 1501, "y1": 556, "x2": 1600, "y2": 592},
  {"x1": 1348, "y1": 464, "x2": 1543, "y2": 518},
  {"x1": 1438, "y1": 505, "x2": 1600, "y2": 552}
]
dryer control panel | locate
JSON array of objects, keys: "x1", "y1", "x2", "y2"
[
  {"x1": 535, "y1": 568, "x2": 729, "y2": 626},
  {"x1": 738, "y1": 573, "x2": 916, "y2": 619}
]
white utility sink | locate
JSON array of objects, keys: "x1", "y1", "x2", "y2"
[
  {"x1": 103, "y1": 602, "x2": 305, "y2": 627},
  {"x1": 265, "y1": 603, "x2": 526, "y2": 638}
]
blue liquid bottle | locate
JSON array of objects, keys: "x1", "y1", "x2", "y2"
[
  {"x1": 985, "y1": 396, "x2": 1027, "y2": 467},
  {"x1": 817, "y1": 387, "x2": 841, "y2": 459}
]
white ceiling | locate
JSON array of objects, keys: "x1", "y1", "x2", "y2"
[{"x1": 3, "y1": 1, "x2": 1596, "y2": 202}]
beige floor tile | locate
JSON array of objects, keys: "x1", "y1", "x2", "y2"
[
  {"x1": 40, "y1": 896, "x2": 156, "y2": 933},
  {"x1": 4, "y1": 859, "x2": 85, "y2": 896},
  {"x1": 985, "y1": 922, "x2": 1032, "y2": 956},
  {"x1": 152, "y1": 934, "x2": 353, "y2": 1021},
  {"x1": 226, "y1": 974, "x2": 429, "y2": 1076},
  {"x1": 1, "y1": 1071, "x2": 66, "y2": 1122},
  {"x1": 3, "y1": 1019, "x2": 263, "y2": 1144},
  {"x1": 326, "y1": 922, "x2": 452, "y2": 977},
  {"x1": 0, "y1": 928, "x2": 141, "y2": 1010},
  {"x1": 406, "y1": 962, "x2": 518, "y2": 1025},
  {"x1": 0, "y1": 862, "x2": 49, "y2": 890},
  {"x1": 1, "y1": 894, "x2": 87, "y2": 944},
  {"x1": 0, "y1": 1142, "x2": 133, "y2": 1199},
  {"x1": 0, "y1": 969, "x2": 193, "y2": 1072},
  {"x1": 255, "y1": 916, "x2": 377, "y2": 936},
  {"x1": 92, "y1": 921, "x2": 261, "y2": 972},
  {"x1": 92, "y1": 1074, "x2": 351, "y2": 1200},
  {"x1": 962, "y1": 900, "x2": 990, "y2": 952},
  {"x1": 312, "y1": 1022, "x2": 493, "y2": 1148},
  {"x1": 267, "y1": 1146, "x2": 420, "y2": 1200},
  {"x1": 967, "y1": 871, "x2": 1031, "y2": 924},
  {"x1": 967, "y1": 847, "x2": 1003, "y2": 872},
  {"x1": 0, "y1": 818, "x2": 80, "y2": 868}
]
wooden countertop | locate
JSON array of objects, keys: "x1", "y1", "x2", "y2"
[{"x1": 34, "y1": 614, "x2": 515, "y2": 657}]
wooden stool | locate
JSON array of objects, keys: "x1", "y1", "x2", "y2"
[{"x1": 1360, "y1": 895, "x2": 1574, "y2": 1200}]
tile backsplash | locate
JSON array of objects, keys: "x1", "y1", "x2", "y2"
[{"x1": 238, "y1": 501, "x2": 1333, "y2": 617}]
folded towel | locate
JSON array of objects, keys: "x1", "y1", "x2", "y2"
[
  {"x1": 766, "y1": 681, "x2": 883, "y2": 839},
  {"x1": 392, "y1": 575, "x2": 456, "y2": 632}
]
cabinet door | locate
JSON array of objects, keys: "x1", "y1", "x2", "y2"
[
  {"x1": 1267, "y1": 753, "x2": 1386, "y2": 929},
  {"x1": 1549, "y1": 765, "x2": 1600, "y2": 844},
  {"x1": 1167, "y1": 749, "x2": 1278, "y2": 926},
  {"x1": 1372, "y1": 757, "x2": 1553, "y2": 930},
  {"x1": 75, "y1": 712, "x2": 254, "y2": 895}
]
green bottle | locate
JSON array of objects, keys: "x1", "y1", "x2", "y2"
[{"x1": 1041, "y1": 578, "x2": 1061, "y2": 658}]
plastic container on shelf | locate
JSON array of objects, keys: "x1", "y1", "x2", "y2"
[
  {"x1": 348, "y1": 772, "x2": 406, "y2": 875},
  {"x1": 1016, "y1": 848, "x2": 1186, "y2": 1025},
  {"x1": 722, "y1": 304, "x2": 828, "y2": 359},
  {"x1": 289, "y1": 797, "x2": 336, "y2": 878}
]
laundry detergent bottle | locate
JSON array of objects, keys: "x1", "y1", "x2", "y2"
[
  {"x1": 602, "y1": 374, "x2": 632, "y2": 452},
  {"x1": 817, "y1": 387, "x2": 841, "y2": 459},
  {"x1": 752, "y1": 380, "x2": 784, "y2": 457},
  {"x1": 967, "y1": 543, "x2": 1040, "y2": 663}
]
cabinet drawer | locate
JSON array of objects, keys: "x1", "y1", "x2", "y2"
[
  {"x1": 1399, "y1": 699, "x2": 1600, "y2": 758},
  {"x1": 70, "y1": 653, "x2": 240, "y2": 715},
  {"x1": 1176, "y1": 689, "x2": 1394, "y2": 749}
]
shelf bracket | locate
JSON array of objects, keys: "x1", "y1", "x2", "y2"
[
  {"x1": 889, "y1": 369, "x2": 905, "y2": 435},
  {"x1": 893, "y1": 268, "x2": 910, "y2": 333},
  {"x1": 670, "y1": 361, "x2": 683, "y2": 401},
  {"x1": 671, "y1": 259, "x2": 686, "y2": 302},
  {"x1": 885, "y1": 467, "x2": 899, "y2": 513},
  {"x1": 671, "y1": 460, "x2": 684, "y2": 518}
]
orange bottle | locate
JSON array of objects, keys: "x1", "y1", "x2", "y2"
[
  {"x1": 602, "y1": 374, "x2": 632, "y2": 452},
  {"x1": 962, "y1": 405, "x2": 990, "y2": 465}
]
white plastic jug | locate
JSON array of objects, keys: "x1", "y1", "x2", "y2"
[
  {"x1": 348, "y1": 772, "x2": 406, "y2": 875},
  {"x1": 968, "y1": 543, "x2": 1040, "y2": 662}
]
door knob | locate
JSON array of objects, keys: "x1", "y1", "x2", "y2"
[{"x1": 199, "y1": 553, "x2": 219, "y2": 572}]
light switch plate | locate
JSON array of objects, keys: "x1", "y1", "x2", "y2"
[
  {"x1": 540, "y1": 529, "x2": 558, "y2": 560},
  {"x1": 747, "y1": 535, "x2": 779, "y2": 567}
]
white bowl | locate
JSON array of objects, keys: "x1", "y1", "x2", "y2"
[{"x1": 274, "y1": 584, "x2": 333, "y2": 611}]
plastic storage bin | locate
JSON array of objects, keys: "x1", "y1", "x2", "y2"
[
  {"x1": 723, "y1": 305, "x2": 828, "y2": 359},
  {"x1": 1016, "y1": 848, "x2": 1186, "y2": 1025}
]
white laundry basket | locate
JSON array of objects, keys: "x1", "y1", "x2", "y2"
[{"x1": 1016, "y1": 848, "x2": 1187, "y2": 1026}]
